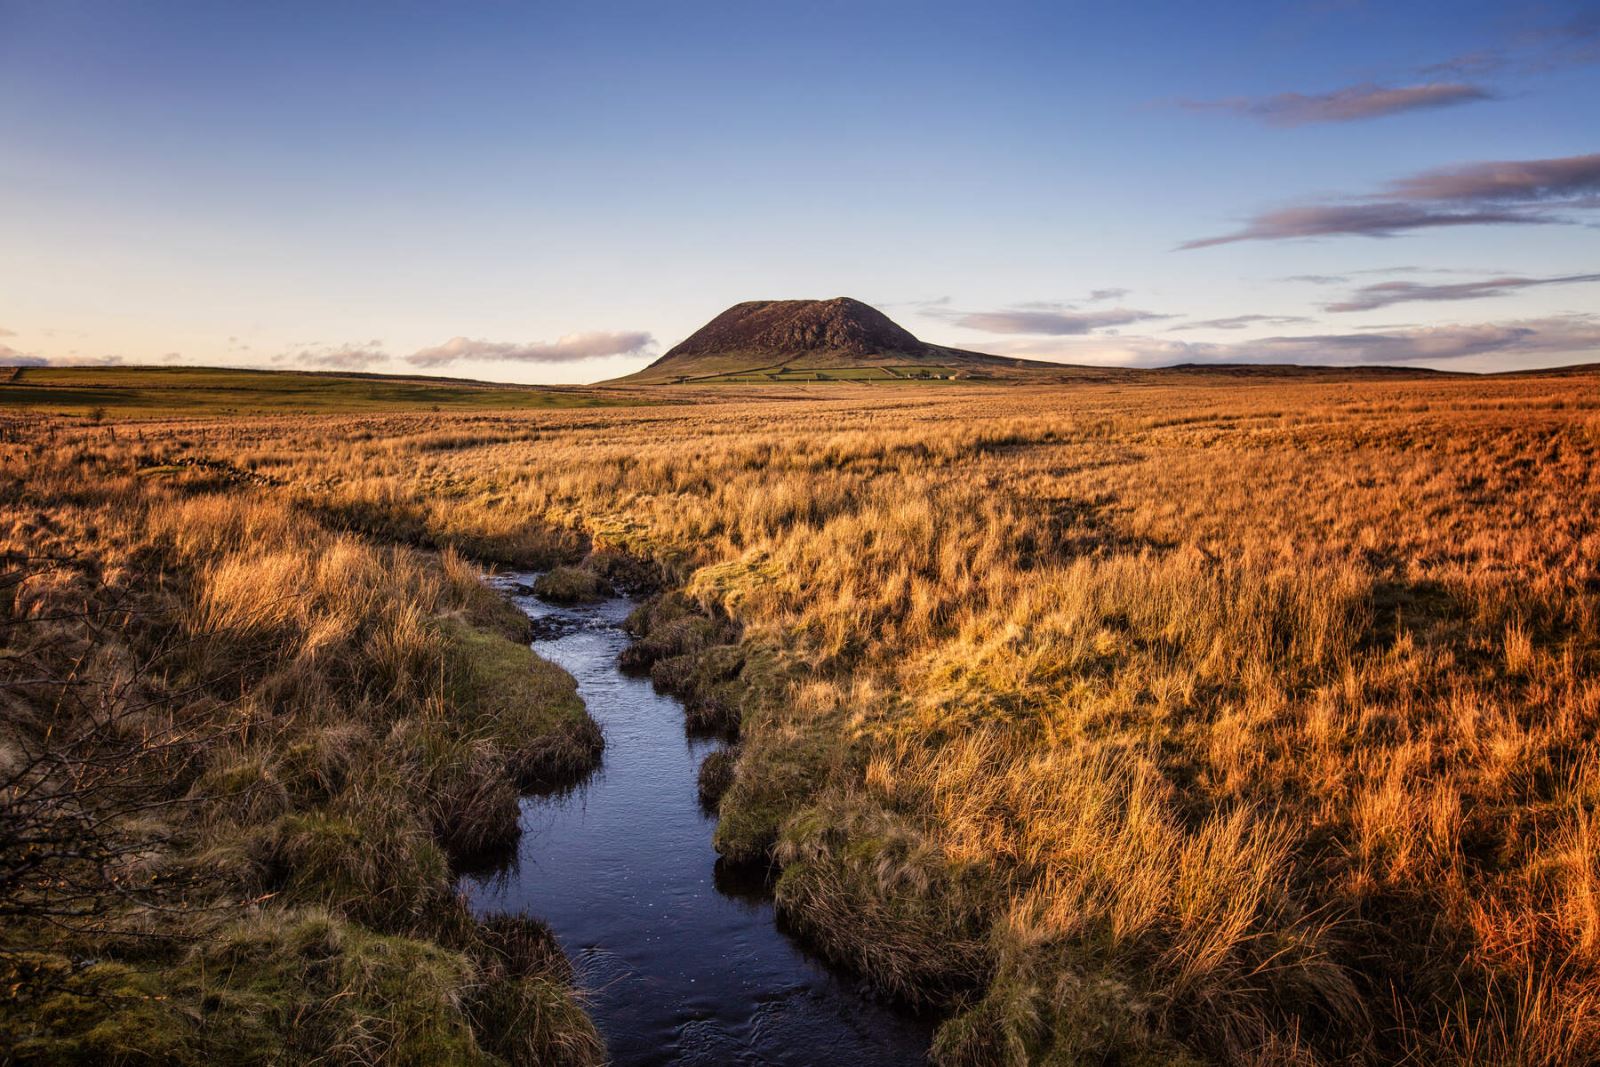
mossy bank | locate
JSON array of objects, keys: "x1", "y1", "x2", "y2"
[{"x1": 0, "y1": 443, "x2": 606, "y2": 1065}]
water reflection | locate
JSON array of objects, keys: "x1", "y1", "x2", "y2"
[{"x1": 463, "y1": 577, "x2": 932, "y2": 1066}]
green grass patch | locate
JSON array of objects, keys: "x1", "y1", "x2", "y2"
[
  {"x1": 690, "y1": 364, "x2": 967, "y2": 384},
  {"x1": 440, "y1": 617, "x2": 603, "y2": 790},
  {"x1": 0, "y1": 910, "x2": 588, "y2": 1067}
]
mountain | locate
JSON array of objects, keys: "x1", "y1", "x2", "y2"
[
  {"x1": 616, "y1": 297, "x2": 1061, "y2": 383},
  {"x1": 610, "y1": 297, "x2": 1472, "y2": 385}
]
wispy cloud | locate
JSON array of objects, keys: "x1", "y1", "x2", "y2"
[
  {"x1": 1382, "y1": 153, "x2": 1600, "y2": 202},
  {"x1": 884, "y1": 296, "x2": 953, "y2": 312},
  {"x1": 1181, "y1": 203, "x2": 1546, "y2": 249},
  {"x1": 952, "y1": 308, "x2": 1173, "y2": 335},
  {"x1": 1326, "y1": 272, "x2": 1600, "y2": 312},
  {"x1": 1285, "y1": 266, "x2": 1507, "y2": 283},
  {"x1": 0, "y1": 345, "x2": 41, "y2": 365},
  {"x1": 405, "y1": 331, "x2": 654, "y2": 368},
  {"x1": 1011, "y1": 289, "x2": 1132, "y2": 310},
  {"x1": 1185, "y1": 82, "x2": 1492, "y2": 125},
  {"x1": 275, "y1": 341, "x2": 391, "y2": 370},
  {"x1": 996, "y1": 315, "x2": 1600, "y2": 368},
  {"x1": 0, "y1": 348, "x2": 124, "y2": 367},
  {"x1": 1200, "y1": 317, "x2": 1600, "y2": 364},
  {"x1": 1424, "y1": 9, "x2": 1600, "y2": 76},
  {"x1": 1181, "y1": 152, "x2": 1600, "y2": 248},
  {"x1": 1168, "y1": 314, "x2": 1315, "y2": 331}
]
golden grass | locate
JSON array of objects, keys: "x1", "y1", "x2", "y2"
[
  {"x1": 0, "y1": 435, "x2": 602, "y2": 1064},
  {"x1": 5, "y1": 366, "x2": 1600, "y2": 1063}
]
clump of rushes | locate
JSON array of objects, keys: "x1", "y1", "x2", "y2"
[
  {"x1": 580, "y1": 547, "x2": 660, "y2": 594},
  {"x1": 654, "y1": 643, "x2": 746, "y2": 735},
  {"x1": 0, "y1": 459, "x2": 605, "y2": 1065},
  {"x1": 266, "y1": 798, "x2": 452, "y2": 933},
  {"x1": 621, "y1": 591, "x2": 746, "y2": 734},
  {"x1": 466, "y1": 916, "x2": 604, "y2": 1066},
  {"x1": 532, "y1": 564, "x2": 612, "y2": 604},
  {"x1": 773, "y1": 794, "x2": 993, "y2": 1004},
  {"x1": 3, "y1": 909, "x2": 605, "y2": 1066},
  {"x1": 619, "y1": 591, "x2": 703, "y2": 658},
  {"x1": 387, "y1": 716, "x2": 522, "y2": 863},
  {"x1": 503, "y1": 716, "x2": 606, "y2": 793},
  {"x1": 697, "y1": 748, "x2": 737, "y2": 810}
]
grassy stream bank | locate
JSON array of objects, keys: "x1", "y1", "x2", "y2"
[{"x1": 1, "y1": 440, "x2": 605, "y2": 1065}]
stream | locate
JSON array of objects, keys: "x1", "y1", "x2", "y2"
[{"x1": 464, "y1": 577, "x2": 933, "y2": 1066}]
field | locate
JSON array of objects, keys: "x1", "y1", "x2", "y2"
[
  {"x1": 694, "y1": 365, "x2": 964, "y2": 383},
  {"x1": 0, "y1": 365, "x2": 645, "y2": 417},
  {"x1": 5, "y1": 367, "x2": 1600, "y2": 1065}
]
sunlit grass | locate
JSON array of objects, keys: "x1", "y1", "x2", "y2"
[
  {"x1": 5, "y1": 365, "x2": 1599, "y2": 1063},
  {"x1": 0, "y1": 364, "x2": 649, "y2": 417}
]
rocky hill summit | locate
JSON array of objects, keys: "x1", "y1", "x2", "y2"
[
  {"x1": 621, "y1": 297, "x2": 1052, "y2": 382},
  {"x1": 659, "y1": 298, "x2": 927, "y2": 361}
]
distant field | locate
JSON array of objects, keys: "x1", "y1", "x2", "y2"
[
  {"x1": 0, "y1": 365, "x2": 645, "y2": 417},
  {"x1": 692, "y1": 364, "x2": 968, "y2": 383}
]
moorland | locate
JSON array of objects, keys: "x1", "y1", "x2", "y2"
[{"x1": 4, "y1": 362, "x2": 1599, "y2": 1065}]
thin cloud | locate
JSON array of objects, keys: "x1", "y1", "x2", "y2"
[
  {"x1": 0, "y1": 345, "x2": 42, "y2": 365},
  {"x1": 406, "y1": 330, "x2": 654, "y2": 368},
  {"x1": 1424, "y1": 10, "x2": 1600, "y2": 76},
  {"x1": 953, "y1": 308, "x2": 1173, "y2": 335},
  {"x1": 1200, "y1": 317, "x2": 1600, "y2": 364},
  {"x1": 883, "y1": 296, "x2": 952, "y2": 311},
  {"x1": 1382, "y1": 152, "x2": 1600, "y2": 203},
  {"x1": 991, "y1": 315, "x2": 1600, "y2": 368},
  {"x1": 1327, "y1": 272, "x2": 1600, "y2": 312},
  {"x1": 1168, "y1": 314, "x2": 1315, "y2": 331},
  {"x1": 1186, "y1": 82, "x2": 1492, "y2": 125},
  {"x1": 275, "y1": 341, "x2": 391, "y2": 370},
  {"x1": 1009, "y1": 288, "x2": 1132, "y2": 310},
  {"x1": 1180, "y1": 203, "x2": 1546, "y2": 249},
  {"x1": 1346, "y1": 265, "x2": 1501, "y2": 275},
  {"x1": 1527, "y1": 9, "x2": 1600, "y2": 71},
  {"x1": 1181, "y1": 152, "x2": 1600, "y2": 249},
  {"x1": 0, "y1": 349, "x2": 124, "y2": 367},
  {"x1": 1280, "y1": 268, "x2": 1458, "y2": 283},
  {"x1": 1422, "y1": 50, "x2": 1505, "y2": 78}
]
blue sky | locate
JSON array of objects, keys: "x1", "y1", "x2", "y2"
[{"x1": 2, "y1": 0, "x2": 1597, "y2": 381}]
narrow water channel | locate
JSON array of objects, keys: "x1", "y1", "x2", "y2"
[{"x1": 465, "y1": 577, "x2": 933, "y2": 1066}]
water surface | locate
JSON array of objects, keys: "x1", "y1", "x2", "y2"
[{"x1": 465, "y1": 578, "x2": 932, "y2": 1066}]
